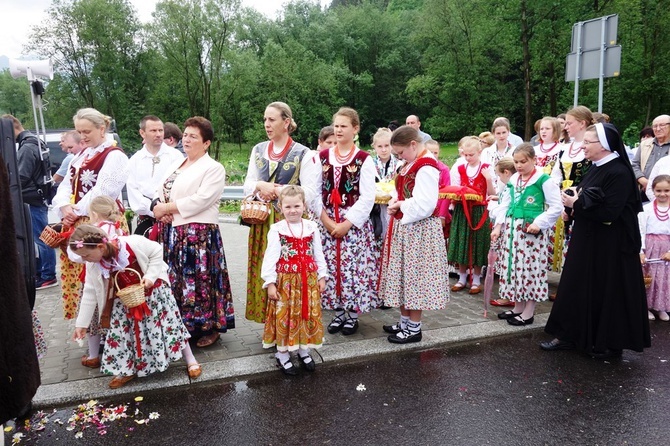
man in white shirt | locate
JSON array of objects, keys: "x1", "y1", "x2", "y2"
[
  {"x1": 127, "y1": 115, "x2": 184, "y2": 236},
  {"x1": 405, "y1": 114, "x2": 432, "y2": 142}
]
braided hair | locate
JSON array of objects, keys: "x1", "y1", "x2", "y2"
[{"x1": 68, "y1": 224, "x2": 118, "y2": 259}]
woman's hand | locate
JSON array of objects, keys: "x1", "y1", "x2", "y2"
[
  {"x1": 640, "y1": 253, "x2": 647, "y2": 264},
  {"x1": 256, "y1": 181, "x2": 277, "y2": 201},
  {"x1": 387, "y1": 199, "x2": 402, "y2": 215},
  {"x1": 320, "y1": 210, "x2": 336, "y2": 233},
  {"x1": 331, "y1": 220, "x2": 353, "y2": 239},
  {"x1": 662, "y1": 252, "x2": 670, "y2": 262},
  {"x1": 491, "y1": 225, "x2": 501, "y2": 242},
  {"x1": 562, "y1": 187, "x2": 579, "y2": 208},
  {"x1": 267, "y1": 283, "x2": 278, "y2": 301},
  {"x1": 318, "y1": 278, "x2": 326, "y2": 293},
  {"x1": 61, "y1": 205, "x2": 79, "y2": 226},
  {"x1": 481, "y1": 166, "x2": 492, "y2": 180},
  {"x1": 487, "y1": 195, "x2": 499, "y2": 202},
  {"x1": 142, "y1": 277, "x2": 154, "y2": 289}
]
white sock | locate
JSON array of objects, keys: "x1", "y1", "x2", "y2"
[
  {"x1": 459, "y1": 272, "x2": 468, "y2": 283},
  {"x1": 88, "y1": 334, "x2": 101, "y2": 359},
  {"x1": 298, "y1": 347, "x2": 313, "y2": 363},
  {"x1": 472, "y1": 274, "x2": 481, "y2": 286},
  {"x1": 407, "y1": 320, "x2": 422, "y2": 334},
  {"x1": 348, "y1": 311, "x2": 358, "y2": 320},
  {"x1": 182, "y1": 342, "x2": 197, "y2": 365},
  {"x1": 275, "y1": 351, "x2": 291, "y2": 368},
  {"x1": 400, "y1": 315, "x2": 410, "y2": 330}
]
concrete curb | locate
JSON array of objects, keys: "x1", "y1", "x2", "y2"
[{"x1": 32, "y1": 314, "x2": 547, "y2": 408}]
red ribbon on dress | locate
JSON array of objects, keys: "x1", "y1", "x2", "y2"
[
  {"x1": 300, "y1": 257, "x2": 310, "y2": 321},
  {"x1": 330, "y1": 188, "x2": 343, "y2": 299},
  {"x1": 127, "y1": 302, "x2": 151, "y2": 358}
]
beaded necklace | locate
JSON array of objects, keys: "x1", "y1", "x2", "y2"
[
  {"x1": 268, "y1": 137, "x2": 293, "y2": 162},
  {"x1": 653, "y1": 200, "x2": 670, "y2": 221}
]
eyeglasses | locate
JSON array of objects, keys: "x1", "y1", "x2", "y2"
[
  {"x1": 652, "y1": 123, "x2": 670, "y2": 130},
  {"x1": 583, "y1": 139, "x2": 600, "y2": 145}
]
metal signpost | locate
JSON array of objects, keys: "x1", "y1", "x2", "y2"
[{"x1": 566, "y1": 14, "x2": 621, "y2": 112}]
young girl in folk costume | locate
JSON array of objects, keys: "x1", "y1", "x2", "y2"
[
  {"x1": 70, "y1": 225, "x2": 200, "y2": 389},
  {"x1": 425, "y1": 139, "x2": 451, "y2": 237},
  {"x1": 244, "y1": 102, "x2": 320, "y2": 324},
  {"x1": 487, "y1": 157, "x2": 516, "y2": 307},
  {"x1": 380, "y1": 126, "x2": 449, "y2": 343},
  {"x1": 449, "y1": 136, "x2": 495, "y2": 294},
  {"x1": 317, "y1": 126, "x2": 336, "y2": 151},
  {"x1": 482, "y1": 118, "x2": 515, "y2": 180},
  {"x1": 535, "y1": 117, "x2": 565, "y2": 273},
  {"x1": 73, "y1": 196, "x2": 127, "y2": 369},
  {"x1": 550, "y1": 106, "x2": 593, "y2": 246},
  {"x1": 639, "y1": 174, "x2": 670, "y2": 322},
  {"x1": 372, "y1": 127, "x2": 402, "y2": 240},
  {"x1": 50, "y1": 108, "x2": 129, "y2": 320},
  {"x1": 491, "y1": 144, "x2": 562, "y2": 326},
  {"x1": 316, "y1": 107, "x2": 380, "y2": 335},
  {"x1": 261, "y1": 186, "x2": 327, "y2": 375}
]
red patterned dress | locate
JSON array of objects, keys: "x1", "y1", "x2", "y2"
[{"x1": 261, "y1": 220, "x2": 327, "y2": 351}]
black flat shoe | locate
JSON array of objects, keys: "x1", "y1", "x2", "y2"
[
  {"x1": 327, "y1": 314, "x2": 347, "y2": 334},
  {"x1": 379, "y1": 305, "x2": 393, "y2": 310},
  {"x1": 298, "y1": 354, "x2": 316, "y2": 372},
  {"x1": 341, "y1": 319, "x2": 359, "y2": 336},
  {"x1": 383, "y1": 323, "x2": 402, "y2": 334},
  {"x1": 498, "y1": 310, "x2": 521, "y2": 320},
  {"x1": 388, "y1": 330, "x2": 422, "y2": 344},
  {"x1": 540, "y1": 338, "x2": 575, "y2": 351},
  {"x1": 507, "y1": 315, "x2": 534, "y2": 326},
  {"x1": 276, "y1": 357, "x2": 298, "y2": 376}
]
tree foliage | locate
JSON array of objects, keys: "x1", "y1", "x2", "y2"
[{"x1": 0, "y1": 0, "x2": 667, "y2": 150}]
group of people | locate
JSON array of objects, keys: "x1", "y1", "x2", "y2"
[{"x1": 14, "y1": 101, "x2": 664, "y2": 388}]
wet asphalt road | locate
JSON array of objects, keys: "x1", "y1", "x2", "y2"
[{"x1": 6, "y1": 325, "x2": 670, "y2": 446}]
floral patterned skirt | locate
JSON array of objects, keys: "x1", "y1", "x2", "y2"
[
  {"x1": 59, "y1": 216, "x2": 89, "y2": 319},
  {"x1": 246, "y1": 207, "x2": 281, "y2": 323},
  {"x1": 448, "y1": 204, "x2": 490, "y2": 267},
  {"x1": 263, "y1": 271, "x2": 323, "y2": 351},
  {"x1": 101, "y1": 283, "x2": 190, "y2": 377},
  {"x1": 160, "y1": 223, "x2": 235, "y2": 337},
  {"x1": 498, "y1": 218, "x2": 550, "y2": 302},
  {"x1": 644, "y1": 234, "x2": 670, "y2": 312},
  {"x1": 320, "y1": 207, "x2": 380, "y2": 312},
  {"x1": 380, "y1": 217, "x2": 449, "y2": 310},
  {"x1": 32, "y1": 310, "x2": 47, "y2": 359}
]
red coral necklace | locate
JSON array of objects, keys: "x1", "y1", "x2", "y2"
[
  {"x1": 334, "y1": 144, "x2": 356, "y2": 164},
  {"x1": 268, "y1": 137, "x2": 293, "y2": 162},
  {"x1": 654, "y1": 201, "x2": 670, "y2": 221}
]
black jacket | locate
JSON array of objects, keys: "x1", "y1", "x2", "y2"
[{"x1": 16, "y1": 130, "x2": 46, "y2": 207}]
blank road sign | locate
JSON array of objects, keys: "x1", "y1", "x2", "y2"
[
  {"x1": 571, "y1": 14, "x2": 618, "y2": 52},
  {"x1": 565, "y1": 45, "x2": 621, "y2": 81}
]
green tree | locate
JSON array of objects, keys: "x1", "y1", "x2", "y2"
[{"x1": 0, "y1": 70, "x2": 32, "y2": 120}]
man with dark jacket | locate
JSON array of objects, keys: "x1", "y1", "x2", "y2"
[{"x1": 3, "y1": 115, "x2": 57, "y2": 289}]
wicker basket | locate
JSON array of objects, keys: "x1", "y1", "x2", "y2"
[
  {"x1": 39, "y1": 223, "x2": 69, "y2": 248},
  {"x1": 114, "y1": 268, "x2": 146, "y2": 309},
  {"x1": 240, "y1": 195, "x2": 271, "y2": 225}
]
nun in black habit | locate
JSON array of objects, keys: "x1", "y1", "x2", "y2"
[{"x1": 541, "y1": 122, "x2": 651, "y2": 358}]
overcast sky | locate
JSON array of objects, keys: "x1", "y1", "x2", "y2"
[{"x1": 0, "y1": 0, "x2": 329, "y2": 59}]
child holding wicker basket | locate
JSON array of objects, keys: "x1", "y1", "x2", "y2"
[
  {"x1": 68, "y1": 196, "x2": 127, "y2": 370},
  {"x1": 70, "y1": 224, "x2": 200, "y2": 389},
  {"x1": 639, "y1": 174, "x2": 670, "y2": 322}
]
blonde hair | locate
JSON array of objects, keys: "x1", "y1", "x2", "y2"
[
  {"x1": 267, "y1": 102, "x2": 298, "y2": 134},
  {"x1": 372, "y1": 127, "x2": 392, "y2": 146},
  {"x1": 566, "y1": 106, "x2": 594, "y2": 127},
  {"x1": 73, "y1": 108, "x2": 112, "y2": 130},
  {"x1": 278, "y1": 185, "x2": 306, "y2": 207},
  {"x1": 460, "y1": 135, "x2": 482, "y2": 152},
  {"x1": 88, "y1": 196, "x2": 121, "y2": 223},
  {"x1": 478, "y1": 131, "x2": 495, "y2": 148},
  {"x1": 540, "y1": 117, "x2": 562, "y2": 142},
  {"x1": 496, "y1": 157, "x2": 516, "y2": 174}
]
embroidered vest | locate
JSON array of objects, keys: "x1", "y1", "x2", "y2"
[
  {"x1": 458, "y1": 163, "x2": 490, "y2": 206},
  {"x1": 69, "y1": 146, "x2": 124, "y2": 204},
  {"x1": 394, "y1": 157, "x2": 439, "y2": 220},
  {"x1": 252, "y1": 141, "x2": 309, "y2": 185},
  {"x1": 506, "y1": 173, "x2": 549, "y2": 221},
  {"x1": 276, "y1": 233, "x2": 318, "y2": 274},
  {"x1": 320, "y1": 149, "x2": 370, "y2": 208}
]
